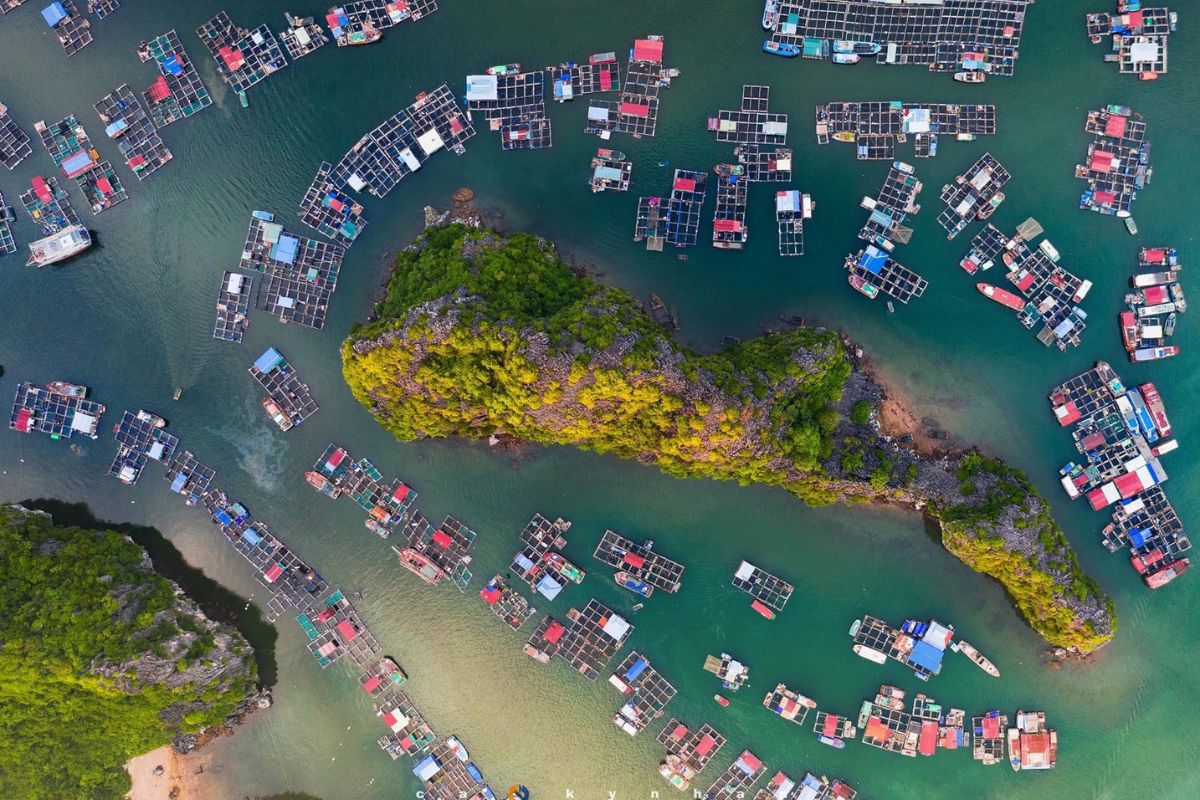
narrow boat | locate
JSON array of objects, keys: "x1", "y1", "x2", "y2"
[
  {"x1": 1007, "y1": 727, "x2": 1022, "y2": 771},
  {"x1": 1132, "y1": 346, "x2": 1179, "y2": 362},
  {"x1": 852, "y1": 644, "x2": 888, "y2": 664},
  {"x1": 1125, "y1": 217, "x2": 1139, "y2": 236},
  {"x1": 879, "y1": 685, "x2": 905, "y2": 700},
  {"x1": 848, "y1": 274, "x2": 879, "y2": 299},
  {"x1": 832, "y1": 131, "x2": 856, "y2": 143},
  {"x1": 1164, "y1": 312, "x2": 1177, "y2": 337},
  {"x1": 47, "y1": 381, "x2": 87, "y2": 398},
  {"x1": 1120, "y1": 311, "x2": 1138, "y2": 352},
  {"x1": 390, "y1": 545, "x2": 446, "y2": 585},
  {"x1": 761, "y1": 0, "x2": 778, "y2": 30},
  {"x1": 588, "y1": 52, "x2": 617, "y2": 64},
  {"x1": 1106, "y1": 104, "x2": 1132, "y2": 117},
  {"x1": 261, "y1": 397, "x2": 293, "y2": 431},
  {"x1": 713, "y1": 163, "x2": 745, "y2": 178},
  {"x1": 1144, "y1": 559, "x2": 1189, "y2": 588},
  {"x1": 955, "y1": 133, "x2": 977, "y2": 142},
  {"x1": 833, "y1": 40, "x2": 881, "y2": 55},
  {"x1": 614, "y1": 570, "x2": 653, "y2": 598},
  {"x1": 762, "y1": 40, "x2": 801, "y2": 58},
  {"x1": 714, "y1": 694, "x2": 730, "y2": 707},
  {"x1": 522, "y1": 644, "x2": 551, "y2": 664},
  {"x1": 817, "y1": 735, "x2": 846, "y2": 749},
  {"x1": 1138, "y1": 71, "x2": 1158, "y2": 81},
  {"x1": 238, "y1": 91, "x2": 249, "y2": 108},
  {"x1": 596, "y1": 148, "x2": 626, "y2": 162},
  {"x1": 487, "y1": 63, "x2": 521, "y2": 75},
  {"x1": 831, "y1": 53, "x2": 860, "y2": 64},
  {"x1": 172, "y1": 387, "x2": 183, "y2": 401},
  {"x1": 750, "y1": 600, "x2": 776, "y2": 620},
  {"x1": 1139, "y1": 383, "x2": 1171, "y2": 436},
  {"x1": 364, "y1": 518, "x2": 390, "y2": 538},
  {"x1": 977, "y1": 282, "x2": 1025, "y2": 311},
  {"x1": 1039, "y1": 240, "x2": 1061, "y2": 262},
  {"x1": 847, "y1": 619, "x2": 861, "y2": 637},
  {"x1": 305, "y1": 470, "x2": 341, "y2": 497},
  {"x1": 954, "y1": 71, "x2": 985, "y2": 83},
  {"x1": 955, "y1": 640, "x2": 1000, "y2": 677},
  {"x1": 26, "y1": 224, "x2": 91, "y2": 267},
  {"x1": 660, "y1": 758, "x2": 690, "y2": 790},
  {"x1": 136, "y1": 410, "x2": 167, "y2": 428},
  {"x1": 380, "y1": 656, "x2": 407, "y2": 685}
]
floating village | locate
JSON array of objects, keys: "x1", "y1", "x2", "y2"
[{"x1": 0, "y1": 0, "x2": 1192, "y2": 796}]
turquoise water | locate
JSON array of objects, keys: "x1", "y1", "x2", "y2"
[{"x1": 1, "y1": 1, "x2": 1199, "y2": 798}]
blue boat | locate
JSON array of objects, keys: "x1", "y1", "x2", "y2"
[
  {"x1": 615, "y1": 570, "x2": 654, "y2": 598},
  {"x1": 762, "y1": 40, "x2": 801, "y2": 58}
]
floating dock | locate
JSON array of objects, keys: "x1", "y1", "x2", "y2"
[
  {"x1": 971, "y1": 710, "x2": 1010, "y2": 765},
  {"x1": 239, "y1": 211, "x2": 345, "y2": 330},
  {"x1": 1, "y1": 103, "x2": 32, "y2": 169},
  {"x1": 712, "y1": 170, "x2": 749, "y2": 249},
  {"x1": 9, "y1": 381, "x2": 105, "y2": 439},
  {"x1": 376, "y1": 687, "x2": 437, "y2": 759},
  {"x1": 858, "y1": 684, "x2": 918, "y2": 756},
  {"x1": 138, "y1": 30, "x2": 213, "y2": 128},
  {"x1": 708, "y1": 85, "x2": 788, "y2": 145},
  {"x1": 846, "y1": 246, "x2": 928, "y2": 305},
  {"x1": 279, "y1": 14, "x2": 328, "y2": 60},
  {"x1": 249, "y1": 347, "x2": 320, "y2": 430},
  {"x1": 108, "y1": 410, "x2": 178, "y2": 485},
  {"x1": 703, "y1": 751, "x2": 766, "y2": 800},
  {"x1": 213, "y1": 271, "x2": 253, "y2": 342},
  {"x1": 586, "y1": 35, "x2": 676, "y2": 139},
  {"x1": 731, "y1": 559, "x2": 793, "y2": 615},
  {"x1": 87, "y1": 0, "x2": 120, "y2": 18},
  {"x1": 0, "y1": 192, "x2": 15, "y2": 255},
  {"x1": 465, "y1": 70, "x2": 552, "y2": 150},
  {"x1": 547, "y1": 58, "x2": 621, "y2": 102},
  {"x1": 813, "y1": 711, "x2": 858, "y2": 742},
  {"x1": 635, "y1": 168, "x2": 708, "y2": 250},
  {"x1": 94, "y1": 84, "x2": 173, "y2": 180},
  {"x1": 42, "y1": 0, "x2": 93, "y2": 57},
  {"x1": 196, "y1": 11, "x2": 289, "y2": 95},
  {"x1": 301, "y1": 590, "x2": 382, "y2": 667},
  {"x1": 524, "y1": 615, "x2": 567, "y2": 663},
  {"x1": 703, "y1": 652, "x2": 749, "y2": 691},
  {"x1": 1009, "y1": 709, "x2": 1057, "y2": 770},
  {"x1": 1076, "y1": 107, "x2": 1151, "y2": 218},
  {"x1": 859, "y1": 161, "x2": 922, "y2": 245},
  {"x1": 937, "y1": 152, "x2": 1010, "y2": 239},
  {"x1": 657, "y1": 718, "x2": 726, "y2": 786},
  {"x1": 736, "y1": 145, "x2": 792, "y2": 182},
  {"x1": 590, "y1": 149, "x2": 632, "y2": 193},
  {"x1": 397, "y1": 511, "x2": 477, "y2": 591},
  {"x1": 1087, "y1": 8, "x2": 1174, "y2": 76},
  {"x1": 558, "y1": 598, "x2": 633, "y2": 680},
  {"x1": 512, "y1": 513, "x2": 583, "y2": 600},
  {"x1": 165, "y1": 450, "x2": 216, "y2": 506},
  {"x1": 35, "y1": 116, "x2": 129, "y2": 214},
  {"x1": 480, "y1": 575, "x2": 537, "y2": 631},
  {"x1": 610, "y1": 651, "x2": 678, "y2": 736},
  {"x1": 850, "y1": 615, "x2": 954, "y2": 680},
  {"x1": 359, "y1": 655, "x2": 407, "y2": 697},
  {"x1": 776, "y1": 189, "x2": 813, "y2": 256},
  {"x1": 593, "y1": 529, "x2": 685, "y2": 594},
  {"x1": 768, "y1": 1, "x2": 1032, "y2": 77},
  {"x1": 763, "y1": 682, "x2": 816, "y2": 726},
  {"x1": 299, "y1": 161, "x2": 368, "y2": 246},
  {"x1": 816, "y1": 102, "x2": 996, "y2": 160},
  {"x1": 311, "y1": 443, "x2": 417, "y2": 537},
  {"x1": 412, "y1": 736, "x2": 494, "y2": 800},
  {"x1": 1103, "y1": 485, "x2": 1191, "y2": 570}
]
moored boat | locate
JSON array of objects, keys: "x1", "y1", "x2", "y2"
[
  {"x1": 1138, "y1": 71, "x2": 1158, "y2": 81},
  {"x1": 487, "y1": 63, "x2": 521, "y2": 75},
  {"x1": 853, "y1": 644, "x2": 888, "y2": 664},
  {"x1": 1139, "y1": 383, "x2": 1171, "y2": 436},
  {"x1": 1007, "y1": 727, "x2": 1022, "y2": 771},
  {"x1": 614, "y1": 570, "x2": 654, "y2": 598},
  {"x1": 762, "y1": 40, "x2": 801, "y2": 58},
  {"x1": 1125, "y1": 217, "x2": 1138, "y2": 235},
  {"x1": 380, "y1": 656, "x2": 407, "y2": 685},
  {"x1": 817, "y1": 734, "x2": 846, "y2": 749},
  {"x1": 954, "y1": 71, "x2": 985, "y2": 83},
  {"x1": 714, "y1": 163, "x2": 745, "y2": 178},
  {"x1": 955, "y1": 133, "x2": 977, "y2": 142},
  {"x1": 833, "y1": 40, "x2": 881, "y2": 55},
  {"x1": 136, "y1": 410, "x2": 167, "y2": 428},
  {"x1": 1106, "y1": 104, "x2": 1132, "y2": 117},
  {"x1": 596, "y1": 148, "x2": 626, "y2": 162},
  {"x1": 1132, "y1": 346, "x2": 1179, "y2": 362},
  {"x1": 1164, "y1": 311, "x2": 1177, "y2": 336},
  {"x1": 522, "y1": 644, "x2": 551, "y2": 664},
  {"x1": 714, "y1": 694, "x2": 730, "y2": 707},
  {"x1": 750, "y1": 599, "x2": 776, "y2": 620},
  {"x1": 47, "y1": 381, "x2": 87, "y2": 398},
  {"x1": 261, "y1": 397, "x2": 293, "y2": 431},
  {"x1": 26, "y1": 224, "x2": 91, "y2": 267},
  {"x1": 761, "y1": 0, "x2": 778, "y2": 30},
  {"x1": 390, "y1": 545, "x2": 446, "y2": 585},
  {"x1": 977, "y1": 282, "x2": 1025, "y2": 311},
  {"x1": 849, "y1": 274, "x2": 879, "y2": 299},
  {"x1": 831, "y1": 52, "x2": 860, "y2": 64},
  {"x1": 955, "y1": 639, "x2": 1000, "y2": 677},
  {"x1": 832, "y1": 131, "x2": 855, "y2": 143},
  {"x1": 1145, "y1": 558, "x2": 1189, "y2": 588},
  {"x1": 1120, "y1": 311, "x2": 1138, "y2": 352},
  {"x1": 589, "y1": 52, "x2": 617, "y2": 65},
  {"x1": 306, "y1": 470, "x2": 341, "y2": 497}
]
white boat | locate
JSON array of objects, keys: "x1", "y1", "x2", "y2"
[
  {"x1": 955, "y1": 639, "x2": 1000, "y2": 677},
  {"x1": 853, "y1": 644, "x2": 888, "y2": 664},
  {"x1": 26, "y1": 224, "x2": 91, "y2": 267}
]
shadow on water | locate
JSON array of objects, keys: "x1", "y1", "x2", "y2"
[{"x1": 20, "y1": 497, "x2": 279, "y2": 687}]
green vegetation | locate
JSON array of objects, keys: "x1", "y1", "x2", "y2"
[
  {"x1": 850, "y1": 400, "x2": 873, "y2": 425},
  {"x1": 0, "y1": 506, "x2": 257, "y2": 800}
]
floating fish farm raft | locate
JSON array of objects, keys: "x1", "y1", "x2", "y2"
[
  {"x1": 858, "y1": 161, "x2": 922, "y2": 245},
  {"x1": 239, "y1": 211, "x2": 344, "y2": 330},
  {"x1": 764, "y1": 683, "x2": 816, "y2": 726},
  {"x1": 704, "y1": 751, "x2": 766, "y2": 800},
  {"x1": 512, "y1": 513, "x2": 583, "y2": 600},
  {"x1": 87, "y1": 0, "x2": 120, "y2": 19},
  {"x1": 42, "y1": 0, "x2": 93, "y2": 58},
  {"x1": 768, "y1": 0, "x2": 1032, "y2": 76},
  {"x1": 558, "y1": 598, "x2": 633, "y2": 680},
  {"x1": 311, "y1": 443, "x2": 417, "y2": 537},
  {"x1": 731, "y1": 560, "x2": 793, "y2": 615},
  {"x1": 847, "y1": 247, "x2": 927, "y2": 305},
  {"x1": 94, "y1": 84, "x2": 173, "y2": 180},
  {"x1": 1076, "y1": 107, "x2": 1152, "y2": 218},
  {"x1": 759, "y1": 772, "x2": 857, "y2": 800},
  {"x1": 593, "y1": 529, "x2": 685, "y2": 594},
  {"x1": 359, "y1": 656, "x2": 407, "y2": 698},
  {"x1": 299, "y1": 162, "x2": 368, "y2": 247},
  {"x1": 1, "y1": 103, "x2": 32, "y2": 169},
  {"x1": 816, "y1": 102, "x2": 996, "y2": 160},
  {"x1": 413, "y1": 736, "x2": 493, "y2": 800},
  {"x1": 708, "y1": 85, "x2": 788, "y2": 146},
  {"x1": 479, "y1": 575, "x2": 537, "y2": 631},
  {"x1": 0, "y1": 193, "x2": 14, "y2": 255},
  {"x1": 165, "y1": 450, "x2": 216, "y2": 506},
  {"x1": 20, "y1": 176, "x2": 80, "y2": 232},
  {"x1": 279, "y1": 15, "x2": 329, "y2": 60},
  {"x1": 138, "y1": 30, "x2": 213, "y2": 128},
  {"x1": 712, "y1": 169, "x2": 749, "y2": 249},
  {"x1": 590, "y1": 149, "x2": 632, "y2": 192},
  {"x1": 814, "y1": 711, "x2": 859, "y2": 741},
  {"x1": 735, "y1": 145, "x2": 793, "y2": 182},
  {"x1": 547, "y1": 56, "x2": 621, "y2": 102},
  {"x1": 301, "y1": 590, "x2": 382, "y2": 667},
  {"x1": 399, "y1": 511, "x2": 477, "y2": 591},
  {"x1": 465, "y1": 70, "x2": 552, "y2": 150},
  {"x1": 1086, "y1": 6, "x2": 1175, "y2": 76},
  {"x1": 586, "y1": 36, "x2": 676, "y2": 139},
  {"x1": 609, "y1": 651, "x2": 678, "y2": 736},
  {"x1": 635, "y1": 168, "x2": 708, "y2": 250},
  {"x1": 213, "y1": 271, "x2": 253, "y2": 342},
  {"x1": 35, "y1": 116, "x2": 129, "y2": 214},
  {"x1": 1120, "y1": 247, "x2": 1184, "y2": 361},
  {"x1": 196, "y1": 11, "x2": 289, "y2": 95},
  {"x1": 775, "y1": 189, "x2": 813, "y2": 256},
  {"x1": 658, "y1": 718, "x2": 727, "y2": 778},
  {"x1": 249, "y1": 347, "x2": 320, "y2": 429},
  {"x1": 851, "y1": 615, "x2": 954, "y2": 681},
  {"x1": 524, "y1": 615, "x2": 567, "y2": 663},
  {"x1": 108, "y1": 411, "x2": 178, "y2": 485},
  {"x1": 325, "y1": 0, "x2": 439, "y2": 46},
  {"x1": 704, "y1": 652, "x2": 749, "y2": 691},
  {"x1": 1050, "y1": 362, "x2": 1187, "y2": 587},
  {"x1": 937, "y1": 152, "x2": 1010, "y2": 238},
  {"x1": 858, "y1": 685, "x2": 919, "y2": 757},
  {"x1": 964, "y1": 222, "x2": 1092, "y2": 349},
  {"x1": 971, "y1": 710, "x2": 1009, "y2": 764},
  {"x1": 9, "y1": 382, "x2": 105, "y2": 439},
  {"x1": 376, "y1": 687, "x2": 437, "y2": 759}
]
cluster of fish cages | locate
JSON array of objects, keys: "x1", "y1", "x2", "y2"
[
  {"x1": 708, "y1": 84, "x2": 788, "y2": 145},
  {"x1": 593, "y1": 529, "x2": 685, "y2": 596},
  {"x1": 775, "y1": 189, "x2": 813, "y2": 256},
  {"x1": 657, "y1": 718, "x2": 727, "y2": 785},
  {"x1": 164, "y1": 450, "x2": 216, "y2": 506},
  {"x1": 816, "y1": 101, "x2": 997, "y2": 161},
  {"x1": 9, "y1": 381, "x2": 105, "y2": 439},
  {"x1": 937, "y1": 152, "x2": 1010, "y2": 239},
  {"x1": 1120, "y1": 246, "x2": 1184, "y2": 362},
  {"x1": 137, "y1": 30, "x2": 213, "y2": 128},
  {"x1": 212, "y1": 271, "x2": 254, "y2": 342},
  {"x1": 196, "y1": 10, "x2": 289, "y2": 95},
  {"x1": 93, "y1": 84, "x2": 173, "y2": 180},
  {"x1": 586, "y1": 36, "x2": 677, "y2": 139},
  {"x1": 1086, "y1": 7, "x2": 1176, "y2": 76},
  {"x1": 736, "y1": 145, "x2": 793, "y2": 182},
  {"x1": 0, "y1": 193, "x2": 14, "y2": 255},
  {"x1": 635, "y1": 168, "x2": 709, "y2": 251},
  {"x1": 376, "y1": 687, "x2": 437, "y2": 759},
  {"x1": 558, "y1": 598, "x2": 634, "y2": 681},
  {"x1": 858, "y1": 161, "x2": 922, "y2": 245},
  {"x1": 731, "y1": 560, "x2": 794, "y2": 617},
  {"x1": 238, "y1": 211, "x2": 345, "y2": 330},
  {"x1": 108, "y1": 410, "x2": 178, "y2": 486},
  {"x1": 394, "y1": 510, "x2": 477, "y2": 591},
  {"x1": 548, "y1": 54, "x2": 621, "y2": 102},
  {"x1": 1, "y1": 103, "x2": 32, "y2": 169},
  {"x1": 466, "y1": 69, "x2": 552, "y2": 150},
  {"x1": 249, "y1": 347, "x2": 320, "y2": 430},
  {"x1": 36, "y1": 115, "x2": 129, "y2": 214},
  {"x1": 479, "y1": 575, "x2": 537, "y2": 631},
  {"x1": 309, "y1": 442, "x2": 417, "y2": 537},
  {"x1": 609, "y1": 651, "x2": 678, "y2": 736},
  {"x1": 1076, "y1": 106, "x2": 1151, "y2": 220},
  {"x1": 511, "y1": 513, "x2": 584, "y2": 600},
  {"x1": 301, "y1": 589, "x2": 383, "y2": 667},
  {"x1": 20, "y1": 175, "x2": 80, "y2": 233},
  {"x1": 279, "y1": 13, "x2": 329, "y2": 60},
  {"x1": 702, "y1": 751, "x2": 766, "y2": 800},
  {"x1": 42, "y1": 0, "x2": 93, "y2": 57},
  {"x1": 299, "y1": 162, "x2": 369, "y2": 246}
]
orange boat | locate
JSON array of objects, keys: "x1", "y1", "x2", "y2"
[{"x1": 977, "y1": 282, "x2": 1024, "y2": 311}]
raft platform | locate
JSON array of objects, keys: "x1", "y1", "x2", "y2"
[
  {"x1": 138, "y1": 30, "x2": 213, "y2": 128},
  {"x1": 466, "y1": 70, "x2": 552, "y2": 151},
  {"x1": 359, "y1": 656, "x2": 407, "y2": 698},
  {"x1": 9, "y1": 381, "x2": 105, "y2": 439},
  {"x1": 196, "y1": 11, "x2": 289, "y2": 94},
  {"x1": 846, "y1": 247, "x2": 928, "y2": 305},
  {"x1": 512, "y1": 513, "x2": 583, "y2": 600},
  {"x1": 657, "y1": 718, "x2": 726, "y2": 777},
  {"x1": 590, "y1": 149, "x2": 632, "y2": 193},
  {"x1": 547, "y1": 59, "x2": 621, "y2": 102},
  {"x1": 1076, "y1": 107, "x2": 1151, "y2": 218},
  {"x1": 414, "y1": 736, "x2": 493, "y2": 800},
  {"x1": 213, "y1": 271, "x2": 253, "y2": 342},
  {"x1": 764, "y1": 682, "x2": 816, "y2": 726},
  {"x1": 712, "y1": 170, "x2": 748, "y2": 249},
  {"x1": 851, "y1": 614, "x2": 954, "y2": 680},
  {"x1": 301, "y1": 590, "x2": 382, "y2": 667},
  {"x1": 971, "y1": 710, "x2": 1009, "y2": 765},
  {"x1": 108, "y1": 410, "x2": 178, "y2": 485},
  {"x1": 736, "y1": 145, "x2": 793, "y2": 182},
  {"x1": 87, "y1": 0, "x2": 119, "y2": 18},
  {"x1": 524, "y1": 615, "x2": 567, "y2": 663},
  {"x1": 249, "y1": 347, "x2": 319, "y2": 429},
  {"x1": 299, "y1": 161, "x2": 368, "y2": 247},
  {"x1": 776, "y1": 189, "x2": 812, "y2": 256},
  {"x1": 311, "y1": 443, "x2": 417, "y2": 537},
  {"x1": 937, "y1": 152, "x2": 1010, "y2": 239},
  {"x1": 0, "y1": 193, "x2": 14, "y2": 255},
  {"x1": 240, "y1": 211, "x2": 344, "y2": 330},
  {"x1": 35, "y1": 116, "x2": 129, "y2": 214},
  {"x1": 44, "y1": 0, "x2": 93, "y2": 58},
  {"x1": 593, "y1": 529, "x2": 685, "y2": 593},
  {"x1": 859, "y1": 161, "x2": 922, "y2": 245},
  {"x1": 165, "y1": 450, "x2": 216, "y2": 506},
  {"x1": 708, "y1": 85, "x2": 788, "y2": 145},
  {"x1": 704, "y1": 751, "x2": 766, "y2": 800},
  {"x1": 558, "y1": 598, "x2": 633, "y2": 680},
  {"x1": 376, "y1": 687, "x2": 437, "y2": 759},
  {"x1": 585, "y1": 35, "x2": 674, "y2": 139},
  {"x1": 813, "y1": 711, "x2": 858, "y2": 741},
  {"x1": 400, "y1": 511, "x2": 476, "y2": 590},
  {"x1": 858, "y1": 684, "x2": 918, "y2": 757},
  {"x1": 816, "y1": 102, "x2": 996, "y2": 160},
  {"x1": 279, "y1": 14, "x2": 328, "y2": 60},
  {"x1": 731, "y1": 559, "x2": 794, "y2": 614},
  {"x1": 480, "y1": 575, "x2": 537, "y2": 631},
  {"x1": 1103, "y1": 485, "x2": 1190, "y2": 564},
  {"x1": 1, "y1": 103, "x2": 32, "y2": 169},
  {"x1": 94, "y1": 84, "x2": 173, "y2": 180},
  {"x1": 610, "y1": 651, "x2": 678, "y2": 736},
  {"x1": 635, "y1": 168, "x2": 708, "y2": 249}
]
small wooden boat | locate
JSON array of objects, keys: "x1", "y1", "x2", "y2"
[
  {"x1": 832, "y1": 131, "x2": 855, "y2": 143},
  {"x1": 136, "y1": 410, "x2": 167, "y2": 428},
  {"x1": 47, "y1": 381, "x2": 86, "y2": 397},
  {"x1": 522, "y1": 644, "x2": 551, "y2": 664},
  {"x1": 172, "y1": 387, "x2": 183, "y2": 401},
  {"x1": 954, "y1": 639, "x2": 1000, "y2": 678},
  {"x1": 954, "y1": 71, "x2": 985, "y2": 83},
  {"x1": 714, "y1": 694, "x2": 730, "y2": 707},
  {"x1": 817, "y1": 734, "x2": 846, "y2": 749},
  {"x1": 853, "y1": 644, "x2": 888, "y2": 664}
]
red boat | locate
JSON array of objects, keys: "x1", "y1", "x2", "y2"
[
  {"x1": 1120, "y1": 311, "x2": 1138, "y2": 352},
  {"x1": 1144, "y1": 559, "x2": 1189, "y2": 589},
  {"x1": 750, "y1": 600, "x2": 776, "y2": 620},
  {"x1": 390, "y1": 545, "x2": 446, "y2": 585},
  {"x1": 977, "y1": 283, "x2": 1024, "y2": 311},
  {"x1": 1138, "y1": 383, "x2": 1171, "y2": 437},
  {"x1": 714, "y1": 694, "x2": 730, "y2": 707}
]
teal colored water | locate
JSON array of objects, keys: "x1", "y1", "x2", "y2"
[{"x1": 1, "y1": 1, "x2": 1199, "y2": 798}]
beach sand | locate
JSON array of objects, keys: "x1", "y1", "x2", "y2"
[{"x1": 126, "y1": 746, "x2": 218, "y2": 800}]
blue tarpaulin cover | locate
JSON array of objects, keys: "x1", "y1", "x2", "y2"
[
  {"x1": 242, "y1": 527, "x2": 262, "y2": 546},
  {"x1": 254, "y1": 347, "x2": 284, "y2": 373},
  {"x1": 274, "y1": 234, "x2": 299, "y2": 265},
  {"x1": 1128, "y1": 527, "x2": 1148, "y2": 548},
  {"x1": 171, "y1": 474, "x2": 187, "y2": 493},
  {"x1": 164, "y1": 55, "x2": 184, "y2": 76},
  {"x1": 859, "y1": 246, "x2": 888, "y2": 275},
  {"x1": 908, "y1": 640, "x2": 945, "y2": 673},
  {"x1": 213, "y1": 509, "x2": 233, "y2": 526},
  {"x1": 41, "y1": 2, "x2": 67, "y2": 26}
]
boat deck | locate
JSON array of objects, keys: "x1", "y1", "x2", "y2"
[
  {"x1": 312, "y1": 443, "x2": 417, "y2": 536},
  {"x1": 558, "y1": 598, "x2": 633, "y2": 680},
  {"x1": 657, "y1": 718, "x2": 727, "y2": 776},
  {"x1": 593, "y1": 529, "x2": 685, "y2": 593},
  {"x1": 609, "y1": 651, "x2": 678, "y2": 736},
  {"x1": 47, "y1": 0, "x2": 93, "y2": 58},
  {"x1": 108, "y1": 410, "x2": 179, "y2": 485},
  {"x1": 548, "y1": 61, "x2": 621, "y2": 102},
  {"x1": 164, "y1": 450, "x2": 216, "y2": 506},
  {"x1": 94, "y1": 84, "x2": 173, "y2": 180},
  {"x1": 775, "y1": 189, "x2": 810, "y2": 256},
  {"x1": 138, "y1": 30, "x2": 213, "y2": 128},
  {"x1": 9, "y1": 382, "x2": 105, "y2": 439},
  {"x1": 196, "y1": 11, "x2": 289, "y2": 94},
  {"x1": 279, "y1": 17, "x2": 328, "y2": 60},
  {"x1": 249, "y1": 347, "x2": 320, "y2": 428},
  {"x1": 480, "y1": 575, "x2": 537, "y2": 631},
  {"x1": 937, "y1": 151, "x2": 1010, "y2": 239},
  {"x1": 731, "y1": 560, "x2": 794, "y2": 613},
  {"x1": 301, "y1": 590, "x2": 383, "y2": 667},
  {"x1": 512, "y1": 513, "x2": 583, "y2": 599},
  {"x1": 400, "y1": 511, "x2": 476, "y2": 590},
  {"x1": 736, "y1": 145, "x2": 793, "y2": 182},
  {"x1": 846, "y1": 247, "x2": 929, "y2": 305},
  {"x1": 702, "y1": 751, "x2": 766, "y2": 800},
  {"x1": 213, "y1": 271, "x2": 254, "y2": 342},
  {"x1": 859, "y1": 161, "x2": 922, "y2": 244},
  {"x1": 375, "y1": 687, "x2": 437, "y2": 759},
  {"x1": 708, "y1": 84, "x2": 788, "y2": 146},
  {"x1": 1, "y1": 104, "x2": 32, "y2": 169},
  {"x1": 0, "y1": 194, "x2": 15, "y2": 255},
  {"x1": 36, "y1": 116, "x2": 129, "y2": 214},
  {"x1": 712, "y1": 172, "x2": 749, "y2": 249},
  {"x1": 299, "y1": 161, "x2": 368, "y2": 246}
]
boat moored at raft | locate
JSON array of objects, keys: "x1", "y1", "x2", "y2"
[
  {"x1": 761, "y1": 0, "x2": 777, "y2": 30},
  {"x1": 391, "y1": 545, "x2": 447, "y2": 585},
  {"x1": 977, "y1": 282, "x2": 1025, "y2": 311},
  {"x1": 762, "y1": 40, "x2": 801, "y2": 58},
  {"x1": 832, "y1": 40, "x2": 881, "y2": 56},
  {"x1": 614, "y1": 570, "x2": 653, "y2": 598},
  {"x1": 831, "y1": 53, "x2": 860, "y2": 65},
  {"x1": 47, "y1": 381, "x2": 87, "y2": 398},
  {"x1": 25, "y1": 224, "x2": 91, "y2": 267}
]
